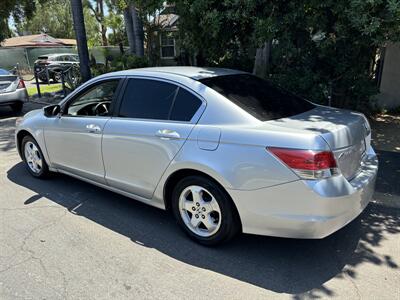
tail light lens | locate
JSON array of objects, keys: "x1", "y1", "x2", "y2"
[
  {"x1": 267, "y1": 147, "x2": 339, "y2": 180},
  {"x1": 17, "y1": 79, "x2": 25, "y2": 89}
]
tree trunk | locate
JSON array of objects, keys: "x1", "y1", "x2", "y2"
[
  {"x1": 98, "y1": 0, "x2": 108, "y2": 46},
  {"x1": 123, "y1": 7, "x2": 135, "y2": 54},
  {"x1": 71, "y1": 0, "x2": 91, "y2": 82},
  {"x1": 130, "y1": 4, "x2": 144, "y2": 57},
  {"x1": 253, "y1": 41, "x2": 271, "y2": 78}
]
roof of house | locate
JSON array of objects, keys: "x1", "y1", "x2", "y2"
[
  {"x1": 153, "y1": 14, "x2": 179, "y2": 30},
  {"x1": 1, "y1": 34, "x2": 76, "y2": 48}
]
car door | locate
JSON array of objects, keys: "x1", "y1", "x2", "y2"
[
  {"x1": 102, "y1": 77, "x2": 205, "y2": 199},
  {"x1": 44, "y1": 78, "x2": 122, "y2": 184}
]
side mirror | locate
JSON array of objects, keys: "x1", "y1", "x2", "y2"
[{"x1": 44, "y1": 104, "x2": 61, "y2": 118}]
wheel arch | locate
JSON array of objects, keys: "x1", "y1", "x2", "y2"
[
  {"x1": 16, "y1": 129, "x2": 33, "y2": 158},
  {"x1": 163, "y1": 168, "x2": 242, "y2": 230}
]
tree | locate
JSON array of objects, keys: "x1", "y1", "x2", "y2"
[
  {"x1": 84, "y1": 0, "x2": 108, "y2": 45},
  {"x1": 0, "y1": 0, "x2": 40, "y2": 42},
  {"x1": 129, "y1": 3, "x2": 144, "y2": 56},
  {"x1": 175, "y1": 0, "x2": 400, "y2": 112},
  {"x1": 15, "y1": 0, "x2": 74, "y2": 38},
  {"x1": 13, "y1": 0, "x2": 101, "y2": 46},
  {"x1": 71, "y1": 0, "x2": 91, "y2": 82},
  {"x1": 123, "y1": 6, "x2": 135, "y2": 53}
]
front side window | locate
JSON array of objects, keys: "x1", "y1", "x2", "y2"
[
  {"x1": 199, "y1": 74, "x2": 315, "y2": 121},
  {"x1": 160, "y1": 31, "x2": 175, "y2": 58},
  {"x1": 119, "y1": 78, "x2": 202, "y2": 122},
  {"x1": 66, "y1": 80, "x2": 119, "y2": 117}
]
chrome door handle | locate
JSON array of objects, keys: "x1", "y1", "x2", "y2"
[
  {"x1": 155, "y1": 129, "x2": 180, "y2": 139},
  {"x1": 85, "y1": 124, "x2": 102, "y2": 134}
]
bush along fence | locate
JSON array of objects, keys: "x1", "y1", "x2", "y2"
[{"x1": 32, "y1": 64, "x2": 81, "y2": 98}]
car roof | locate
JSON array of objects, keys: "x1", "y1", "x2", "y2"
[
  {"x1": 108, "y1": 66, "x2": 247, "y2": 80},
  {"x1": 39, "y1": 53, "x2": 77, "y2": 57}
]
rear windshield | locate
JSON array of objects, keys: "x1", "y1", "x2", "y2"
[
  {"x1": 0, "y1": 69, "x2": 10, "y2": 75},
  {"x1": 37, "y1": 56, "x2": 48, "y2": 60},
  {"x1": 199, "y1": 74, "x2": 315, "y2": 121}
]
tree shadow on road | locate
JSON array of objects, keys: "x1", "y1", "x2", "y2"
[{"x1": 7, "y1": 162, "x2": 400, "y2": 298}]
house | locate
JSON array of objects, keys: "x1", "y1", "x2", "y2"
[
  {"x1": 149, "y1": 5, "x2": 181, "y2": 66},
  {"x1": 0, "y1": 34, "x2": 77, "y2": 70}
]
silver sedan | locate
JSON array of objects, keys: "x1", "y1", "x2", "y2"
[
  {"x1": 15, "y1": 67, "x2": 378, "y2": 245},
  {"x1": 0, "y1": 68, "x2": 28, "y2": 113}
]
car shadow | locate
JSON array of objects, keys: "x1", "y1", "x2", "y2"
[{"x1": 7, "y1": 162, "x2": 400, "y2": 297}]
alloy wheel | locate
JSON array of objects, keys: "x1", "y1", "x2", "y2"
[
  {"x1": 178, "y1": 185, "x2": 222, "y2": 237},
  {"x1": 24, "y1": 141, "x2": 43, "y2": 174}
]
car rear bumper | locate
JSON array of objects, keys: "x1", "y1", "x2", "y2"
[
  {"x1": 0, "y1": 88, "x2": 28, "y2": 105},
  {"x1": 228, "y1": 147, "x2": 378, "y2": 239}
]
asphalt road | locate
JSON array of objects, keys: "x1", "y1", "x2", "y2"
[{"x1": 0, "y1": 103, "x2": 399, "y2": 299}]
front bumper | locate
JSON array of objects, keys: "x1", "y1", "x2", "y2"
[
  {"x1": 0, "y1": 88, "x2": 28, "y2": 105},
  {"x1": 228, "y1": 147, "x2": 378, "y2": 239}
]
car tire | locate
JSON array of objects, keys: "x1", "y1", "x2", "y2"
[
  {"x1": 38, "y1": 76, "x2": 48, "y2": 83},
  {"x1": 53, "y1": 72, "x2": 61, "y2": 83},
  {"x1": 171, "y1": 175, "x2": 240, "y2": 246},
  {"x1": 10, "y1": 102, "x2": 23, "y2": 113},
  {"x1": 21, "y1": 135, "x2": 50, "y2": 179}
]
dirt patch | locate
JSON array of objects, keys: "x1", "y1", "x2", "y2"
[{"x1": 370, "y1": 113, "x2": 400, "y2": 153}]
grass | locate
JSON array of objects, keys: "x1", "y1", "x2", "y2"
[{"x1": 27, "y1": 84, "x2": 63, "y2": 97}]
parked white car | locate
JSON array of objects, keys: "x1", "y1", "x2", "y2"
[{"x1": 15, "y1": 67, "x2": 378, "y2": 245}]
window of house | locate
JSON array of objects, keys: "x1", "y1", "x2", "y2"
[{"x1": 160, "y1": 31, "x2": 175, "y2": 59}]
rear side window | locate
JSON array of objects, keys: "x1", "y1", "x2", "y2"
[
  {"x1": 199, "y1": 74, "x2": 315, "y2": 121},
  {"x1": 170, "y1": 88, "x2": 202, "y2": 121},
  {"x1": 119, "y1": 78, "x2": 202, "y2": 121},
  {"x1": 119, "y1": 79, "x2": 178, "y2": 120}
]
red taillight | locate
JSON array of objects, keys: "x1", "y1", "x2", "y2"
[
  {"x1": 267, "y1": 147, "x2": 338, "y2": 179},
  {"x1": 17, "y1": 79, "x2": 26, "y2": 89}
]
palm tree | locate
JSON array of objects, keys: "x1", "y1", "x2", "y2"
[
  {"x1": 123, "y1": 7, "x2": 136, "y2": 54},
  {"x1": 71, "y1": 0, "x2": 91, "y2": 82},
  {"x1": 129, "y1": 3, "x2": 144, "y2": 57}
]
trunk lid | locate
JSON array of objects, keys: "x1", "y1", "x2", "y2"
[
  {"x1": 267, "y1": 106, "x2": 369, "y2": 180},
  {"x1": 0, "y1": 75, "x2": 18, "y2": 93}
]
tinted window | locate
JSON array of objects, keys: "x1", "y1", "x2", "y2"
[
  {"x1": 170, "y1": 88, "x2": 202, "y2": 121},
  {"x1": 199, "y1": 74, "x2": 315, "y2": 121},
  {"x1": 119, "y1": 79, "x2": 178, "y2": 120}
]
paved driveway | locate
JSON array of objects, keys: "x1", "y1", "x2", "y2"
[{"x1": 0, "y1": 103, "x2": 399, "y2": 299}]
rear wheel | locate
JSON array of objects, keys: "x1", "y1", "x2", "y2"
[
  {"x1": 53, "y1": 71, "x2": 61, "y2": 83},
  {"x1": 21, "y1": 135, "x2": 50, "y2": 178},
  {"x1": 10, "y1": 102, "x2": 23, "y2": 113},
  {"x1": 171, "y1": 175, "x2": 240, "y2": 245}
]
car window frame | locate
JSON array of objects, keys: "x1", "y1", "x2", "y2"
[
  {"x1": 113, "y1": 75, "x2": 206, "y2": 124},
  {"x1": 61, "y1": 77, "x2": 125, "y2": 119}
]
